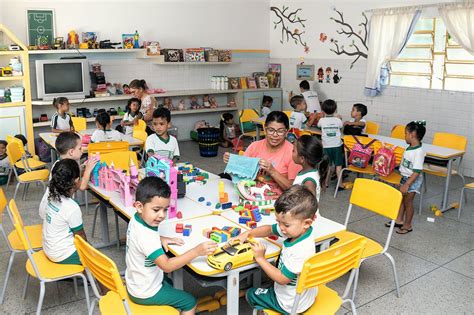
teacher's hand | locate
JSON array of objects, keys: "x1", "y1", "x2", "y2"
[{"x1": 259, "y1": 159, "x2": 274, "y2": 175}]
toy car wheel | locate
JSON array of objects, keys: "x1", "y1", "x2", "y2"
[{"x1": 224, "y1": 262, "x2": 233, "y2": 271}]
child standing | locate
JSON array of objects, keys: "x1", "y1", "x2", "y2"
[
  {"x1": 42, "y1": 159, "x2": 86, "y2": 265},
  {"x1": 91, "y1": 111, "x2": 124, "y2": 142},
  {"x1": 236, "y1": 185, "x2": 318, "y2": 314},
  {"x1": 289, "y1": 80, "x2": 320, "y2": 114},
  {"x1": 125, "y1": 177, "x2": 217, "y2": 314},
  {"x1": 292, "y1": 135, "x2": 329, "y2": 203},
  {"x1": 289, "y1": 95, "x2": 308, "y2": 130},
  {"x1": 0, "y1": 140, "x2": 9, "y2": 185},
  {"x1": 219, "y1": 113, "x2": 239, "y2": 150},
  {"x1": 389, "y1": 121, "x2": 426, "y2": 234},
  {"x1": 317, "y1": 99, "x2": 344, "y2": 190},
  {"x1": 260, "y1": 95, "x2": 274, "y2": 118},
  {"x1": 344, "y1": 103, "x2": 368, "y2": 134},
  {"x1": 145, "y1": 108, "x2": 180, "y2": 162},
  {"x1": 51, "y1": 97, "x2": 74, "y2": 133},
  {"x1": 119, "y1": 98, "x2": 142, "y2": 135}
]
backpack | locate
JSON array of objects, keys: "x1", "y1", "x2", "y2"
[
  {"x1": 346, "y1": 136, "x2": 376, "y2": 168},
  {"x1": 373, "y1": 144, "x2": 397, "y2": 177},
  {"x1": 343, "y1": 124, "x2": 363, "y2": 135}
]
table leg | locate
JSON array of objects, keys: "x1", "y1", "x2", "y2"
[
  {"x1": 99, "y1": 201, "x2": 110, "y2": 244},
  {"x1": 172, "y1": 269, "x2": 184, "y2": 290},
  {"x1": 441, "y1": 158, "x2": 453, "y2": 212},
  {"x1": 226, "y1": 270, "x2": 240, "y2": 315}
]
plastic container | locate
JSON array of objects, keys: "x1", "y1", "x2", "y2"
[{"x1": 197, "y1": 127, "x2": 220, "y2": 157}]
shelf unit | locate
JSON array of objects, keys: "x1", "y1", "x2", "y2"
[
  {"x1": 33, "y1": 114, "x2": 124, "y2": 127},
  {"x1": 28, "y1": 48, "x2": 146, "y2": 55},
  {"x1": 153, "y1": 61, "x2": 239, "y2": 66},
  {"x1": 0, "y1": 24, "x2": 34, "y2": 154}
]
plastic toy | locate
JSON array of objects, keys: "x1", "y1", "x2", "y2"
[
  {"x1": 190, "y1": 96, "x2": 200, "y2": 109},
  {"x1": 67, "y1": 30, "x2": 79, "y2": 49},
  {"x1": 207, "y1": 239, "x2": 256, "y2": 271},
  {"x1": 176, "y1": 211, "x2": 183, "y2": 219},
  {"x1": 246, "y1": 221, "x2": 257, "y2": 229},
  {"x1": 206, "y1": 201, "x2": 212, "y2": 206},
  {"x1": 133, "y1": 30, "x2": 140, "y2": 49},
  {"x1": 183, "y1": 224, "x2": 192, "y2": 236},
  {"x1": 196, "y1": 296, "x2": 220, "y2": 313},
  {"x1": 178, "y1": 99, "x2": 185, "y2": 111},
  {"x1": 176, "y1": 223, "x2": 183, "y2": 233},
  {"x1": 178, "y1": 163, "x2": 209, "y2": 185},
  {"x1": 146, "y1": 155, "x2": 178, "y2": 219},
  {"x1": 221, "y1": 202, "x2": 232, "y2": 210},
  {"x1": 235, "y1": 180, "x2": 275, "y2": 209}
]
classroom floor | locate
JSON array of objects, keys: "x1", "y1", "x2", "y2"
[{"x1": 0, "y1": 140, "x2": 472, "y2": 314}]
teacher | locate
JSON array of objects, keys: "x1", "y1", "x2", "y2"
[
  {"x1": 129, "y1": 79, "x2": 158, "y2": 135},
  {"x1": 224, "y1": 111, "x2": 301, "y2": 192}
]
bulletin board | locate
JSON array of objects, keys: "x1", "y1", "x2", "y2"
[{"x1": 26, "y1": 9, "x2": 55, "y2": 46}]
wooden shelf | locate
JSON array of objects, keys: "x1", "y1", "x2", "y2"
[
  {"x1": 0, "y1": 50, "x2": 26, "y2": 55},
  {"x1": 0, "y1": 76, "x2": 24, "y2": 81},
  {"x1": 33, "y1": 114, "x2": 124, "y2": 127},
  {"x1": 0, "y1": 101, "x2": 25, "y2": 107},
  {"x1": 28, "y1": 49, "x2": 146, "y2": 55},
  {"x1": 153, "y1": 61, "x2": 239, "y2": 65}
]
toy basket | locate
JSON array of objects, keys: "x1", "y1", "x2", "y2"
[{"x1": 197, "y1": 127, "x2": 220, "y2": 157}]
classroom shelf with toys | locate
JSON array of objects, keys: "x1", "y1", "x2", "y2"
[{"x1": 28, "y1": 48, "x2": 148, "y2": 55}]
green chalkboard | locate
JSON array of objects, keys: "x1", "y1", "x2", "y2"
[{"x1": 27, "y1": 9, "x2": 55, "y2": 46}]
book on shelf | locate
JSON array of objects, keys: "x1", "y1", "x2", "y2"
[
  {"x1": 239, "y1": 77, "x2": 248, "y2": 89},
  {"x1": 247, "y1": 77, "x2": 257, "y2": 89}
]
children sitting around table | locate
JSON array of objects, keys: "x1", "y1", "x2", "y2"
[
  {"x1": 91, "y1": 111, "x2": 124, "y2": 143},
  {"x1": 234, "y1": 185, "x2": 318, "y2": 314},
  {"x1": 51, "y1": 97, "x2": 74, "y2": 133},
  {"x1": 343, "y1": 103, "x2": 368, "y2": 135},
  {"x1": 125, "y1": 177, "x2": 217, "y2": 314},
  {"x1": 260, "y1": 95, "x2": 274, "y2": 118},
  {"x1": 145, "y1": 108, "x2": 180, "y2": 162}
]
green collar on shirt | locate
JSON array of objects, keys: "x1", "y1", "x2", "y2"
[
  {"x1": 406, "y1": 143, "x2": 422, "y2": 151},
  {"x1": 284, "y1": 226, "x2": 313, "y2": 247},
  {"x1": 134, "y1": 213, "x2": 158, "y2": 231},
  {"x1": 157, "y1": 134, "x2": 170, "y2": 144},
  {"x1": 298, "y1": 168, "x2": 318, "y2": 176}
]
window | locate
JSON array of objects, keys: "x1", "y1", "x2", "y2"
[{"x1": 389, "y1": 18, "x2": 474, "y2": 92}]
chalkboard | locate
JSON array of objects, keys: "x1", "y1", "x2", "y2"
[{"x1": 26, "y1": 9, "x2": 55, "y2": 46}]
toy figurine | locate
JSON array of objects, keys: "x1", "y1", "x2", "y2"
[
  {"x1": 53, "y1": 37, "x2": 65, "y2": 50},
  {"x1": 317, "y1": 67, "x2": 324, "y2": 83},
  {"x1": 325, "y1": 67, "x2": 332, "y2": 83},
  {"x1": 333, "y1": 69, "x2": 341, "y2": 84},
  {"x1": 190, "y1": 96, "x2": 200, "y2": 109},
  {"x1": 163, "y1": 97, "x2": 173, "y2": 110},
  {"x1": 203, "y1": 94, "x2": 211, "y2": 108},
  {"x1": 67, "y1": 30, "x2": 79, "y2": 49},
  {"x1": 227, "y1": 97, "x2": 236, "y2": 107},
  {"x1": 114, "y1": 83, "x2": 124, "y2": 95},
  {"x1": 209, "y1": 96, "x2": 218, "y2": 108},
  {"x1": 133, "y1": 30, "x2": 140, "y2": 49},
  {"x1": 178, "y1": 99, "x2": 185, "y2": 111}
]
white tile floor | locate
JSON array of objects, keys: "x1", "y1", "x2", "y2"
[{"x1": 0, "y1": 141, "x2": 472, "y2": 314}]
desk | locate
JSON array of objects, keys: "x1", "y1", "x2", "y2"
[
  {"x1": 185, "y1": 178, "x2": 240, "y2": 205},
  {"x1": 251, "y1": 118, "x2": 321, "y2": 140},
  {"x1": 368, "y1": 134, "x2": 465, "y2": 212}
]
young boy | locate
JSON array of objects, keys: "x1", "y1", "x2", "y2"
[
  {"x1": 0, "y1": 140, "x2": 9, "y2": 185},
  {"x1": 317, "y1": 99, "x2": 344, "y2": 190},
  {"x1": 344, "y1": 103, "x2": 368, "y2": 134},
  {"x1": 289, "y1": 95, "x2": 308, "y2": 130},
  {"x1": 38, "y1": 132, "x2": 98, "y2": 219},
  {"x1": 235, "y1": 185, "x2": 318, "y2": 314},
  {"x1": 125, "y1": 177, "x2": 217, "y2": 314},
  {"x1": 145, "y1": 108, "x2": 180, "y2": 162},
  {"x1": 260, "y1": 95, "x2": 274, "y2": 118},
  {"x1": 51, "y1": 97, "x2": 74, "y2": 133},
  {"x1": 289, "y1": 80, "x2": 320, "y2": 114}
]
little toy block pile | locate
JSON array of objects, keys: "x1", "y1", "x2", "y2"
[
  {"x1": 218, "y1": 181, "x2": 229, "y2": 203},
  {"x1": 178, "y1": 163, "x2": 209, "y2": 184},
  {"x1": 238, "y1": 205, "x2": 262, "y2": 228},
  {"x1": 176, "y1": 223, "x2": 192, "y2": 236},
  {"x1": 203, "y1": 226, "x2": 241, "y2": 243}
]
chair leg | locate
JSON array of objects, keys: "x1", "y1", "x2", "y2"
[
  {"x1": 0, "y1": 251, "x2": 15, "y2": 304},
  {"x1": 334, "y1": 168, "x2": 346, "y2": 198},
  {"x1": 79, "y1": 274, "x2": 91, "y2": 314},
  {"x1": 36, "y1": 281, "x2": 46, "y2": 315},
  {"x1": 418, "y1": 186, "x2": 424, "y2": 215},
  {"x1": 22, "y1": 183, "x2": 29, "y2": 201},
  {"x1": 422, "y1": 173, "x2": 427, "y2": 193},
  {"x1": 73, "y1": 278, "x2": 78, "y2": 295},
  {"x1": 115, "y1": 213, "x2": 120, "y2": 250},
  {"x1": 351, "y1": 268, "x2": 360, "y2": 302},
  {"x1": 5, "y1": 169, "x2": 12, "y2": 191},
  {"x1": 88, "y1": 298, "x2": 97, "y2": 315},
  {"x1": 85, "y1": 190, "x2": 89, "y2": 215},
  {"x1": 458, "y1": 187, "x2": 465, "y2": 220},
  {"x1": 91, "y1": 205, "x2": 99, "y2": 237},
  {"x1": 13, "y1": 183, "x2": 21, "y2": 201},
  {"x1": 342, "y1": 299, "x2": 357, "y2": 315},
  {"x1": 385, "y1": 252, "x2": 400, "y2": 298},
  {"x1": 22, "y1": 274, "x2": 29, "y2": 299}
]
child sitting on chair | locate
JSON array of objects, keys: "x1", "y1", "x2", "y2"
[
  {"x1": 234, "y1": 185, "x2": 318, "y2": 314},
  {"x1": 125, "y1": 177, "x2": 217, "y2": 314},
  {"x1": 343, "y1": 103, "x2": 367, "y2": 134},
  {"x1": 260, "y1": 95, "x2": 274, "y2": 118},
  {"x1": 91, "y1": 111, "x2": 124, "y2": 142},
  {"x1": 145, "y1": 108, "x2": 180, "y2": 162}
]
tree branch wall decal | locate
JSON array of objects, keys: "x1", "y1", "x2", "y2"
[{"x1": 271, "y1": 5, "x2": 309, "y2": 52}]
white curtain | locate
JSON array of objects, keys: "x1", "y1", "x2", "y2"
[
  {"x1": 439, "y1": 2, "x2": 474, "y2": 54},
  {"x1": 364, "y1": 8, "x2": 421, "y2": 97}
]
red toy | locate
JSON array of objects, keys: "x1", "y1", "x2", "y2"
[{"x1": 176, "y1": 223, "x2": 183, "y2": 233}]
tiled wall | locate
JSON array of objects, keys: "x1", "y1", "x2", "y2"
[{"x1": 272, "y1": 57, "x2": 474, "y2": 177}]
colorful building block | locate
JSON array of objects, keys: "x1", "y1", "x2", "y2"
[
  {"x1": 221, "y1": 202, "x2": 232, "y2": 210},
  {"x1": 239, "y1": 217, "x2": 251, "y2": 224},
  {"x1": 202, "y1": 228, "x2": 211, "y2": 237},
  {"x1": 210, "y1": 232, "x2": 223, "y2": 243},
  {"x1": 260, "y1": 208, "x2": 271, "y2": 215},
  {"x1": 246, "y1": 221, "x2": 257, "y2": 228},
  {"x1": 176, "y1": 223, "x2": 183, "y2": 233},
  {"x1": 198, "y1": 197, "x2": 205, "y2": 202}
]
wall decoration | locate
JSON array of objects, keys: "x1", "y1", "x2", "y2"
[
  {"x1": 267, "y1": 64, "x2": 281, "y2": 88},
  {"x1": 333, "y1": 69, "x2": 341, "y2": 84},
  {"x1": 296, "y1": 65, "x2": 315, "y2": 81},
  {"x1": 317, "y1": 67, "x2": 324, "y2": 83},
  {"x1": 27, "y1": 9, "x2": 55, "y2": 46},
  {"x1": 319, "y1": 33, "x2": 328, "y2": 43},
  {"x1": 329, "y1": 8, "x2": 368, "y2": 69},
  {"x1": 270, "y1": 5, "x2": 309, "y2": 53},
  {"x1": 325, "y1": 67, "x2": 332, "y2": 83}
]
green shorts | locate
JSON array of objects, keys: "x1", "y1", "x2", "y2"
[
  {"x1": 129, "y1": 277, "x2": 196, "y2": 311},
  {"x1": 246, "y1": 287, "x2": 288, "y2": 315},
  {"x1": 324, "y1": 145, "x2": 344, "y2": 167},
  {"x1": 57, "y1": 251, "x2": 82, "y2": 265}
]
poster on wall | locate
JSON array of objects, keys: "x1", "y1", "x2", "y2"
[
  {"x1": 267, "y1": 64, "x2": 281, "y2": 88},
  {"x1": 26, "y1": 9, "x2": 55, "y2": 46}
]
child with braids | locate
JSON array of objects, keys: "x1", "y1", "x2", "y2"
[
  {"x1": 91, "y1": 111, "x2": 124, "y2": 142},
  {"x1": 42, "y1": 159, "x2": 86, "y2": 265}
]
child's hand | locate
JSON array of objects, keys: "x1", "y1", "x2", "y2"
[
  {"x1": 259, "y1": 159, "x2": 274, "y2": 175},
  {"x1": 223, "y1": 152, "x2": 230, "y2": 164},
  {"x1": 83, "y1": 157, "x2": 99, "y2": 174},
  {"x1": 228, "y1": 231, "x2": 249, "y2": 245},
  {"x1": 250, "y1": 241, "x2": 266, "y2": 260},
  {"x1": 194, "y1": 241, "x2": 218, "y2": 256},
  {"x1": 400, "y1": 183, "x2": 409, "y2": 195},
  {"x1": 161, "y1": 237, "x2": 184, "y2": 252}
]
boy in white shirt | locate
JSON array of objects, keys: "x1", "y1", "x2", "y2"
[
  {"x1": 289, "y1": 95, "x2": 308, "y2": 130},
  {"x1": 344, "y1": 103, "x2": 367, "y2": 134},
  {"x1": 236, "y1": 185, "x2": 318, "y2": 314},
  {"x1": 317, "y1": 99, "x2": 345, "y2": 190},
  {"x1": 125, "y1": 177, "x2": 217, "y2": 314},
  {"x1": 299, "y1": 80, "x2": 320, "y2": 113},
  {"x1": 145, "y1": 108, "x2": 180, "y2": 162}
]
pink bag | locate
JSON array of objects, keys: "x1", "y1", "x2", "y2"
[
  {"x1": 373, "y1": 144, "x2": 397, "y2": 176},
  {"x1": 347, "y1": 136, "x2": 376, "y2": 168}
]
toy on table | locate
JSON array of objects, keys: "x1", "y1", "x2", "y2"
[
  {"x1": 207, "y1": 238, "x2": 256, "y2": 271},
  {"x1": 178, "y1": 163, "x2": 209, "y2": 185},
  {"x1": 146, "y1": 155, "x2": 178, "y2": 219},
  {"x1": 238, "y1": 205, "x2": 262, "y2": 229},
  {"x1": 175, "y1": 223, "x2": 192, "y2": 236},
  {"x1": 190, "y1": 96, "x2": 200, "y2": 109},
  {"x1": 218, "y1": 181, "x2": 229, "y2": 203},
  {"x1": 203, "y1": 94, "x2": 211, "y2": 108},
  {"x1": 203, "y1": 226, "x2": 241, "y2": 243},
  {"x1": 236, "y1": 180, "x2": 275, "y2": 209},
  {"x1": 81, "y1": 134, "x2": 91, "y2": 147}
]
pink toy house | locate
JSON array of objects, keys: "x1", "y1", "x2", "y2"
[{"x1": 146, "y1": 155, "x2": 178, "y2": 219}]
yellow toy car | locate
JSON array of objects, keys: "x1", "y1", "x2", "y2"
[{"x1": 207, "y1": 239, "x2": 255, "y2": 271}]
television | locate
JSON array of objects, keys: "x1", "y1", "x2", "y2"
[{"x1": 35, "y1": 59, "x2": 91, "y2": 100}]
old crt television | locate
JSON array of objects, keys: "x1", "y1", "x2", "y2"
[{"x1": 35, "y1": 59, "x2": 91, "y2": 100}]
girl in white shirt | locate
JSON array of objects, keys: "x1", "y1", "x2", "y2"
[
  {"x1": 120, "y1": 98, "x2": 142, "y2": 135},
  {"x1": 91, "y1": 111, "x2": 124, "y2": 143}
]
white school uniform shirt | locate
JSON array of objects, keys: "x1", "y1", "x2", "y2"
[
  {"x1": 91, "y1": 129, "x2": 124, "y2": 143},
  {"x1": 317, "y1": 116, "x2": 343, "y2": 148},
  {"x1": 51, "y1": 112, "x2": 73, "y2": 131},
  {"x1": 125, "y1": 213, "x2": 165, "y2": 298},
  {"x1": 38, "y1": 160, "x2": 60, "y2": 220},
  {"x1": 349, "y1": 118, "x2": 367, "y2": 133},
  {"x1": 301, "y1": 90, "x2": 320, "y2": 113},
  {"x1": 122, "y1": 112, "x2": 138, "y2": 135},
  {"x1": 289, "y1": 111, "x2": 307, "y2": 130},
  {"x1": 271, "y1": 224, "x2": 317, "y2": 313},
  {"x1": 145, "y1": 134, "x2": 180, "y2": 160},
  {"x1": 261, "y1": 106, "x2": 271, "y2": 118},
  {"x1": 42, "y1": 196, "x2": 83, "y2": 262},
  {"x1": 293, "y1": 169, "x2": 321, "y2": 203},
  {"x1": 0, "y1": 155, "x2": 9, "y2": 175},
  {"x1": 399, "y1": 144, "x2": 425, "y2": 178}
]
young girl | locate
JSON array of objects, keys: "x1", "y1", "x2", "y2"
[
  {"x1": 0, "y1": 140, "x2": 9, "y2": 185},
  {"x1": 119, "y1": 98, "x2": 142, "y2": 135},
  {"x1": 42, "y1": 159, "x2": 86, "y2": 264},
  {"x1": 387, "y1": 121, "x2": 426, "y2": 234},
  {"x1": 292, "y1": 135, "x2": 329, "y2": 203},
  {"x1": 91, "y1": 111, "x2": 124, "y2": 142},
  {"x1": 219, "y1": 113, "x2": 239, "y2": 151},
  {"x1": 51, "y1": 97, "x2": 74, "y2": 133},
  {"x1": 129, "y1": 79, "x2": 158, "y2": 135}
]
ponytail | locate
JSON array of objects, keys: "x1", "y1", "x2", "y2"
[
  {"x1": 96, "y1": 111, "x2": 111, "y2": 134},
  {"x1": 317, "y1": 155, "x2": 330, "y2": 192},
  {"x1": 129, "y1": 79, "x2": 148, "y2": 90},
  {"x1": 52, "y1": 97, "x2": 69, "y2": 109},
  {"x1": 48, "y1": 159, "x2": 80, "y2": 202}
]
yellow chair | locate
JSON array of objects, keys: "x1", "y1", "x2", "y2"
[
  {"x1": 334, "y1": 135, "x2": 379, "y2": 198},
  {"x1": 71, "y1": 116, "x2": 87, "y2": 131},
  {"x1": 458, "y1": 182, "x2": 474, "y2": 220},
  {"x1": 11, "y1": 204, "x2": 90, "y2": 315},
  {"x1": 133, "y1": 119, "x2": 147, "y2": 132},
  {"x1": 365, "y1": 121, "x2": 380, "y2": 135},
  {"x1": 6, "y1": 142, "x2": 49, "y2": 200},
  {"x1": 237, "y1": 109, "x2": 264, "y2": 144},
  {"x1": 0, "y1": 191, "x2": 43, "y2": 304},
  {"x1": 74, "y1": 235, "x2": 178, "y2": 315},
  {"x1": 260, "y1": 237, "x2": 367, "y2": 315},
  {"x1": 283, "y1": 110, "x2": 292, "y2": 119},
  {"x1": 331, "y1": 179, "x2": 403, "y2": 300},
  {"x1": 132, "y1": 129, "x2": 148, "y2": 166},
  {"x1": 88, "y1": 141, "x2": 129, "y2": 155},
  {"x1": 390, "y1": 125, "x2": 405, "y2": 140}
]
